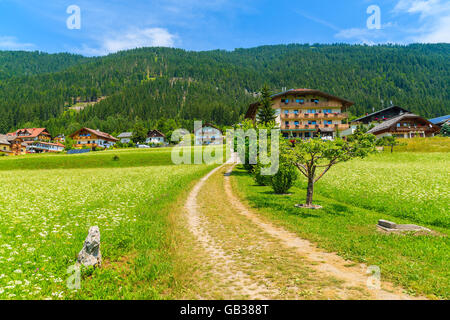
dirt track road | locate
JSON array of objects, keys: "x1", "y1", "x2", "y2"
[{"x1": 182, "y1": 161, "x2": 421, "y2": 300}]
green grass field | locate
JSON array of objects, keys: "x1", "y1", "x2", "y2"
[
  {"x1": 394, "y1": 137, "x2": 450, "y2": 153},
  {"x1": 0, "y1": 147, "x2": 219, "y2": 299},
  {"x1": 0, "y1": 146, "x2": 226, "y2": 171},
  {"x1": 232, "y1": 151, "x2": 450, "y2": 299},
  {"x1": 1, "y1": 141, "x2": 448, "y2": 300}
]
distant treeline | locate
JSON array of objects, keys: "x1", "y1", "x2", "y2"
[{"x1": 0, "y1": 43, "x2": 448, "y2": 136}]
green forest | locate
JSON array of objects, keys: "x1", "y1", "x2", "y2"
[{"x1": 0, "y1": 43, "x2": 448, "y2": 136}]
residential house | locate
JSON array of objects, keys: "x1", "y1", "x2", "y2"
[
  {"x1": 352, "y1": 106, "x2": 411, "y2": 124},
  {"x1": 0, "y1": 135, "x2": 27, "y2": 156},
  {"x1": 26, "y1": 141, "x2": 65, "y2": 153},
  {"x1": 6, "y1": 128, "x2": 61, "y2": 153},
  {"x1": 54, "y1": 134, "x2": 66, "y2": 144},
  {"x1": 245, "y1": 89, "x2": 353, "y2": 139},
  {"x1": 194, "y1": 124, "x2": 223, "y2": 145},
  {"x1": 8, "y1": 128, "x2": 52, "y2": 142},
  {"x1": 0, "y1": 135, "x2": 12, "y2": 155},
  {"x1": 70, "y1": 128, "x2": 118, "y2": 149},
  {"x1": 118, "y1": 132, "x2": 133, "y2": 144},
  {"x1": 367, "y1": 113, "x2": 440, "y2": 138},
  {"x1": 146, "y1": 130, "x2": 166, "y2": 145}
]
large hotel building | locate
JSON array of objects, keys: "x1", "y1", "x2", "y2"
[{"x1": 245, "y1": 89, "x2": 353, "y2": 139}]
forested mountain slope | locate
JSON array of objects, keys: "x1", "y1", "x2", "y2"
[
  {"x1": 0, "y1": 51, "x2": 87, "y2": 79},
  {"x1": 0, "y1": 44, "x2": 448, "y2": 135}
]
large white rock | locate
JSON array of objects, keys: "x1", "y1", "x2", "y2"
[{"x1": 77, "y1": 226, "x2": 102, "y2": 267}]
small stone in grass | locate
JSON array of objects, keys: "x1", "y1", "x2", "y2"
[{"x1": 77, "y1": 226, "x2": 102, "y2": 267}]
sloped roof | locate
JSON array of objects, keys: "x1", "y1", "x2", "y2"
[
  {"x1": 70, "y1": 128, "x2": 118, "y2": 141},
  {"x1": 245, "y1": 88, "x2": 354, "y2": 119},
  {"x1": 318, "y1": 127, "x2": 335, "y2": 133},
  {"x1": 118, "y1": 132, "x2": 133, "y2": 138},
  {"x1": 367, "y1": 113, "x2": 438, "y2": 134},
  {"x1": 353, "y1": 106, "x2": 410, "y2": 122},
  {"x1": 194, "y1": 123, "x2": 222, "y2": 134},
  {"x1": 271, "y1": 89, "x2": 354, "y2": 106},
  {"x1": 429, "y1": 115, "x2": 450, "y2": 125},
  {"x1": 26, "y1": 141, "x2": 65, "y2": 148},
  {"x1": 8, "y1": 128, "x2": 50, "y2": 139},
  {"x1": 147, "y1": 129, "x2": 166, "y2": 138},
  {"x1": 0, "y1": 135, "x2": 11, "y2": 145}
]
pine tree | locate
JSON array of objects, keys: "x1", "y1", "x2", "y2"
[{"x1": 257, "y1": 84, "x2": 277, "y2": 125}]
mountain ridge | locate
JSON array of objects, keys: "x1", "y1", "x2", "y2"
[{"x1": 0, "y1": 43, "x2": 448, "y2": 135}]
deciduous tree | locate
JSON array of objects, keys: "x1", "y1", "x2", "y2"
[
  {"x1": 132, "y1": 122, "x2": 147, "y2": 144},
  {"x1": 287, "y1": 134, "x2": 376, "y2": 208}
]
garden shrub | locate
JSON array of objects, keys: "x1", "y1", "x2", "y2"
[
  {"x1": 252, "y1": 163, "x2": 272, "y2": 186},
  {"x1": 270, "y1": 161, "x2": 297, "y2": 194}
]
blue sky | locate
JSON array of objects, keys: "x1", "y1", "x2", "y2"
[{"x1": 0, "y1": 0, "x2": 449, "y2": 56}]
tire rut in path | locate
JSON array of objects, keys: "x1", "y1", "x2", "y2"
[
  {"x1": 223, "y1": 165, "x2": 423, "y2": 300},
  {"x1": 184, "y1": 162, "x2": 422, "y2": 300},
  {"x1": 184, "y1": 164, "x2": 271, "y2": 299}
]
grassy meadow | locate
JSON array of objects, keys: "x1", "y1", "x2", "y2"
[
  {"x1": 0, "y1": 146, "x2": 226, "y2": 171},
  {"x1": 393, "y1": 137, "x2": 450, "y2": 153},
  {"x1": 0, "y1": 147, "x2": 220, "y2": 299},
  {"x1": 1, "y1": 139, "x2": 448, "y2": 300},
  {"x1": 232, "y1": 147, "x2": 450, "y2": 299}
]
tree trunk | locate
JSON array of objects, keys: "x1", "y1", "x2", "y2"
[
  {"x1": 391, "y1": 145, "x2": 394, "y2": 153},
  {"x1": 306, "y1": 177, "x2": 314, "y2": 206}
]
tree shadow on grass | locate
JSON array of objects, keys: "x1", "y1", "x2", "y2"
[
  {"x1": 256, "y1": 192, "x2": 350, "y2": 219},
  {"x1": 231, "y1": 168, "x2": 347, "y2": 219},
  {"x1": 228, "y1": 170, "x2": 250, "y2": 177},
  {"x1": 325, "y1": 203, "x2": 349, "y2": 216}
]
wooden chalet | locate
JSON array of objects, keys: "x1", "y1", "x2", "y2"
[
  {"x1": 367, "y1": 113, "x2": 440, "y2": 138},
  {"x1": 70, "y1": 128, "x2": 118, "y2": 149},
  {"x1": 5, "y1": 128, "x2": 62, "y2": 154},
  {"x1": 8, "y1": 128, "x2": 52, "y2": 143},
  {"x1": 352, "y1": 106, "x2": 411, "y2": 124},
  {"x1": 0, "y1": 135, "x2": 27, "y2": 156}
]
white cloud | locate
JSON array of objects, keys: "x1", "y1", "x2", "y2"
[
  {"x1": 0, "y1": 36, "x2": 34, "y2": 50},
  {"x1": 419, "y1": 14, "x2": 450, "y2": 42},
  {"x1": 78, "y1": 28, "x2": 177, "y2": 56},
  {"x1": 334, "y1": 24, "x2": 396, "y2": 45},
  {"x1": 393, "y1": 0, "x2": 442, "y2": 18},
  {"x1": 393, "y1": 0, "x2": 450, "y2": 43}
]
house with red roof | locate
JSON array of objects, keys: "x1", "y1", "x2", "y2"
[
  {"x1": 7, "y1": 128, "x2": 64, "y2": 153},
  {"x1": 8, "y1": 128, "x2": 52, "y2": 142}
]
